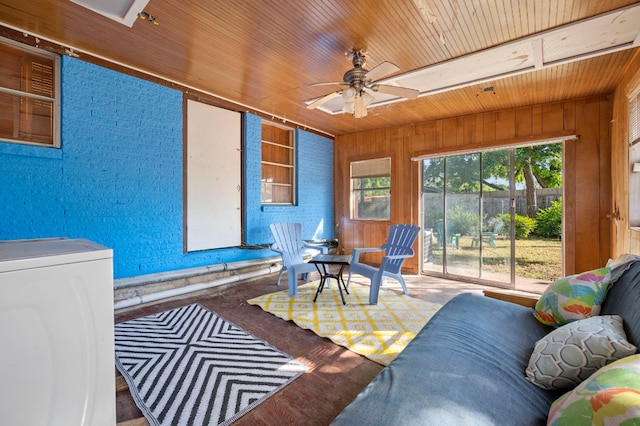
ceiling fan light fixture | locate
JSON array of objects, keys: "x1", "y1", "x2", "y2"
[
  {"x1": 342, "y1": 101, "x2": 354, "y2": 114},
  {"x1": 342, "y1": 87, "x2": 356, "y2": 101}
]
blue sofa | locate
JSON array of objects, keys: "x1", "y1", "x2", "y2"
[{"x1": 332, "y1": 260, "x2": 640, "y2": 425}]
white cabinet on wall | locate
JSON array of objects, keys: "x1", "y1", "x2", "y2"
[{"x1": 0, "y1": 238, "x2": 116, "y2": 426}]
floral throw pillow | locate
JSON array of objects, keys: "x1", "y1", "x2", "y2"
[
  {"x1": 548, "y1": 354, "x2": 640, "y2": 425},
  {"x1": 534, "y1": 267, "x2": 612, "y2": 327}
]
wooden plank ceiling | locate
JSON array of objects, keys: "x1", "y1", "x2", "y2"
[{"x1": 0, "y1": 0, "x2": 639, "y2": 137}]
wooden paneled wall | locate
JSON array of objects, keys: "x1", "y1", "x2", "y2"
[
  {"x1": 334, "y1": 96, "x2": 613, "y2": 275},
  {"x1": 611, "y1": 50, "x2": 640, "y2": 257}
]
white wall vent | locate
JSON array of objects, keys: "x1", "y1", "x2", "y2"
[{"x1": 69, "y1": 0, "x2": 150, "y2": 27}]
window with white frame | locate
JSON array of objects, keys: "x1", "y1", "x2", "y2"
[
  {"x1": 261, "y1": 121, "x2": 295, "y2": 204},
  {"x1": 351, "y1": 157, "x2": 391, "y2": 220},
  {"x1": 631, "y1": 88, "x2": 640, "y2": 148},
  {"x1": 0, "y1": 37, "x2": 60, "y2": 147},
  {"x1": 630, "y1": 84, "x2": 640, "y2": 229}
]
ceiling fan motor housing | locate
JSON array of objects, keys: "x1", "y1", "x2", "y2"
[
  {"x1": 344, "y1": 51, "x2": 368, "y2": 92},
  {"x1": 343, "y1": 68, "x2": 367, "y2": 92}
]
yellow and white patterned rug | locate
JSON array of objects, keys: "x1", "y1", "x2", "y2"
[{"x1": 247, "y1": 282, "x2": 441, "y2": 366}]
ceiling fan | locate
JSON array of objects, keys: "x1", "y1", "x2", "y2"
[{"x1": 306, "y1": 50, "x2": 420, "y2": 118}]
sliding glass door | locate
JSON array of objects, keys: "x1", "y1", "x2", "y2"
[
  {"x1": 479, "y1": 149, "x2": 512, "y2": 283},
  {"x1": 444, "y1": 153, "x2": 482, "y2": 278},
  {"x1": 423, "y1": 150, "x2": 512, "y2": 285},
  {"x1": 422, "y1": 142, "x2": 562, "y2": 289}
]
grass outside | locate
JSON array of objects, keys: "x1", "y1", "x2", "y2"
[{"x1": 426, "y1": 235, "x2": 563, "y2": 282}]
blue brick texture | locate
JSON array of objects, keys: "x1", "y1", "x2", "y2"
[
  {"x1": 243, "y1": 116, "x2": 334, "y2": 245},
  {"x1": 0, "y1": 56, "x2": 334, "y2": 278}
]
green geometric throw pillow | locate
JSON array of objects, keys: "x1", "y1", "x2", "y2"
[
  {"x1": 526, "y1": 315, "x2": 636, "y2": 390},
  {"x1": 548, "y1": 354, "x2": 640, "y2": 425},
  {"x1": 534, "y1": 267, "x2": 612, "y2": 327}
]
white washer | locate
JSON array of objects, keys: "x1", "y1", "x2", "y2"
[{"x1": 0, "y1": 238, "x2": 116, "y2": 426}]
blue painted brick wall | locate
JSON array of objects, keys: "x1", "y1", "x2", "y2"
[
  {"x1": 0, "y1": 56, "x2": 334, "y2": 279},
  {"x1": 0, "y1": 144, "x2": 65, "y2": 238},
  {"x1": 295, "y1": 129, "x2": 334, "y2": 240},
  {"x1": 59, "y1": 58, "x2": 188, "y2": 277},
  {"x1": 243, "y1": 115, "x2": 334, "y2": 246}
]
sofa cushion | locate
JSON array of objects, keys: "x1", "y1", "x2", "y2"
[
  {"x1": 526, "y1": 315, "x2": 636, "y2": 390},
  {"x1": 547, "y1": 354, "x2": 640, "y2": 425},
  {"x1": 534, "y1": 267, "x2": 612, "y2": 326},
  {"x1": 601, "y1": 261, "x2": 640, "y2": 348},
  {"x1": 332, "y1": 293, "x2": 561, "y2": 425}
]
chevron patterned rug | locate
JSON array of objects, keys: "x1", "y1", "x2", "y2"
[
  {"x1": 114, "y1": 303, "x2": 307, "y2": 426},
  {"x1": 248, "y1": 282, "x2": 441, "y2": 366}
]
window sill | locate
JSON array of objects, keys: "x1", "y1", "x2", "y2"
[
  {"x1": 260, "y1": 204, "x2": 296, "y2": 211},
  {"x1": 0, "y1": 141, "x2": 62, "y2": 159}
]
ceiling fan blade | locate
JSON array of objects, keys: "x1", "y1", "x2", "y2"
[
  {"x1": 365, "y1": 61, "x2": 400, "y2": 82},
  {"x1": 354, "y1": 95, "x2": 367, "y2": 118},
  {"x1": 373, "y1": 84, "x2": 420, "y2": 100},
  {"x1": 306, "y1": 91, "x2": 341, "y2": 109},
  {"x1": 309, "y1": 81, "x2": 348, "y2": 87}
]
